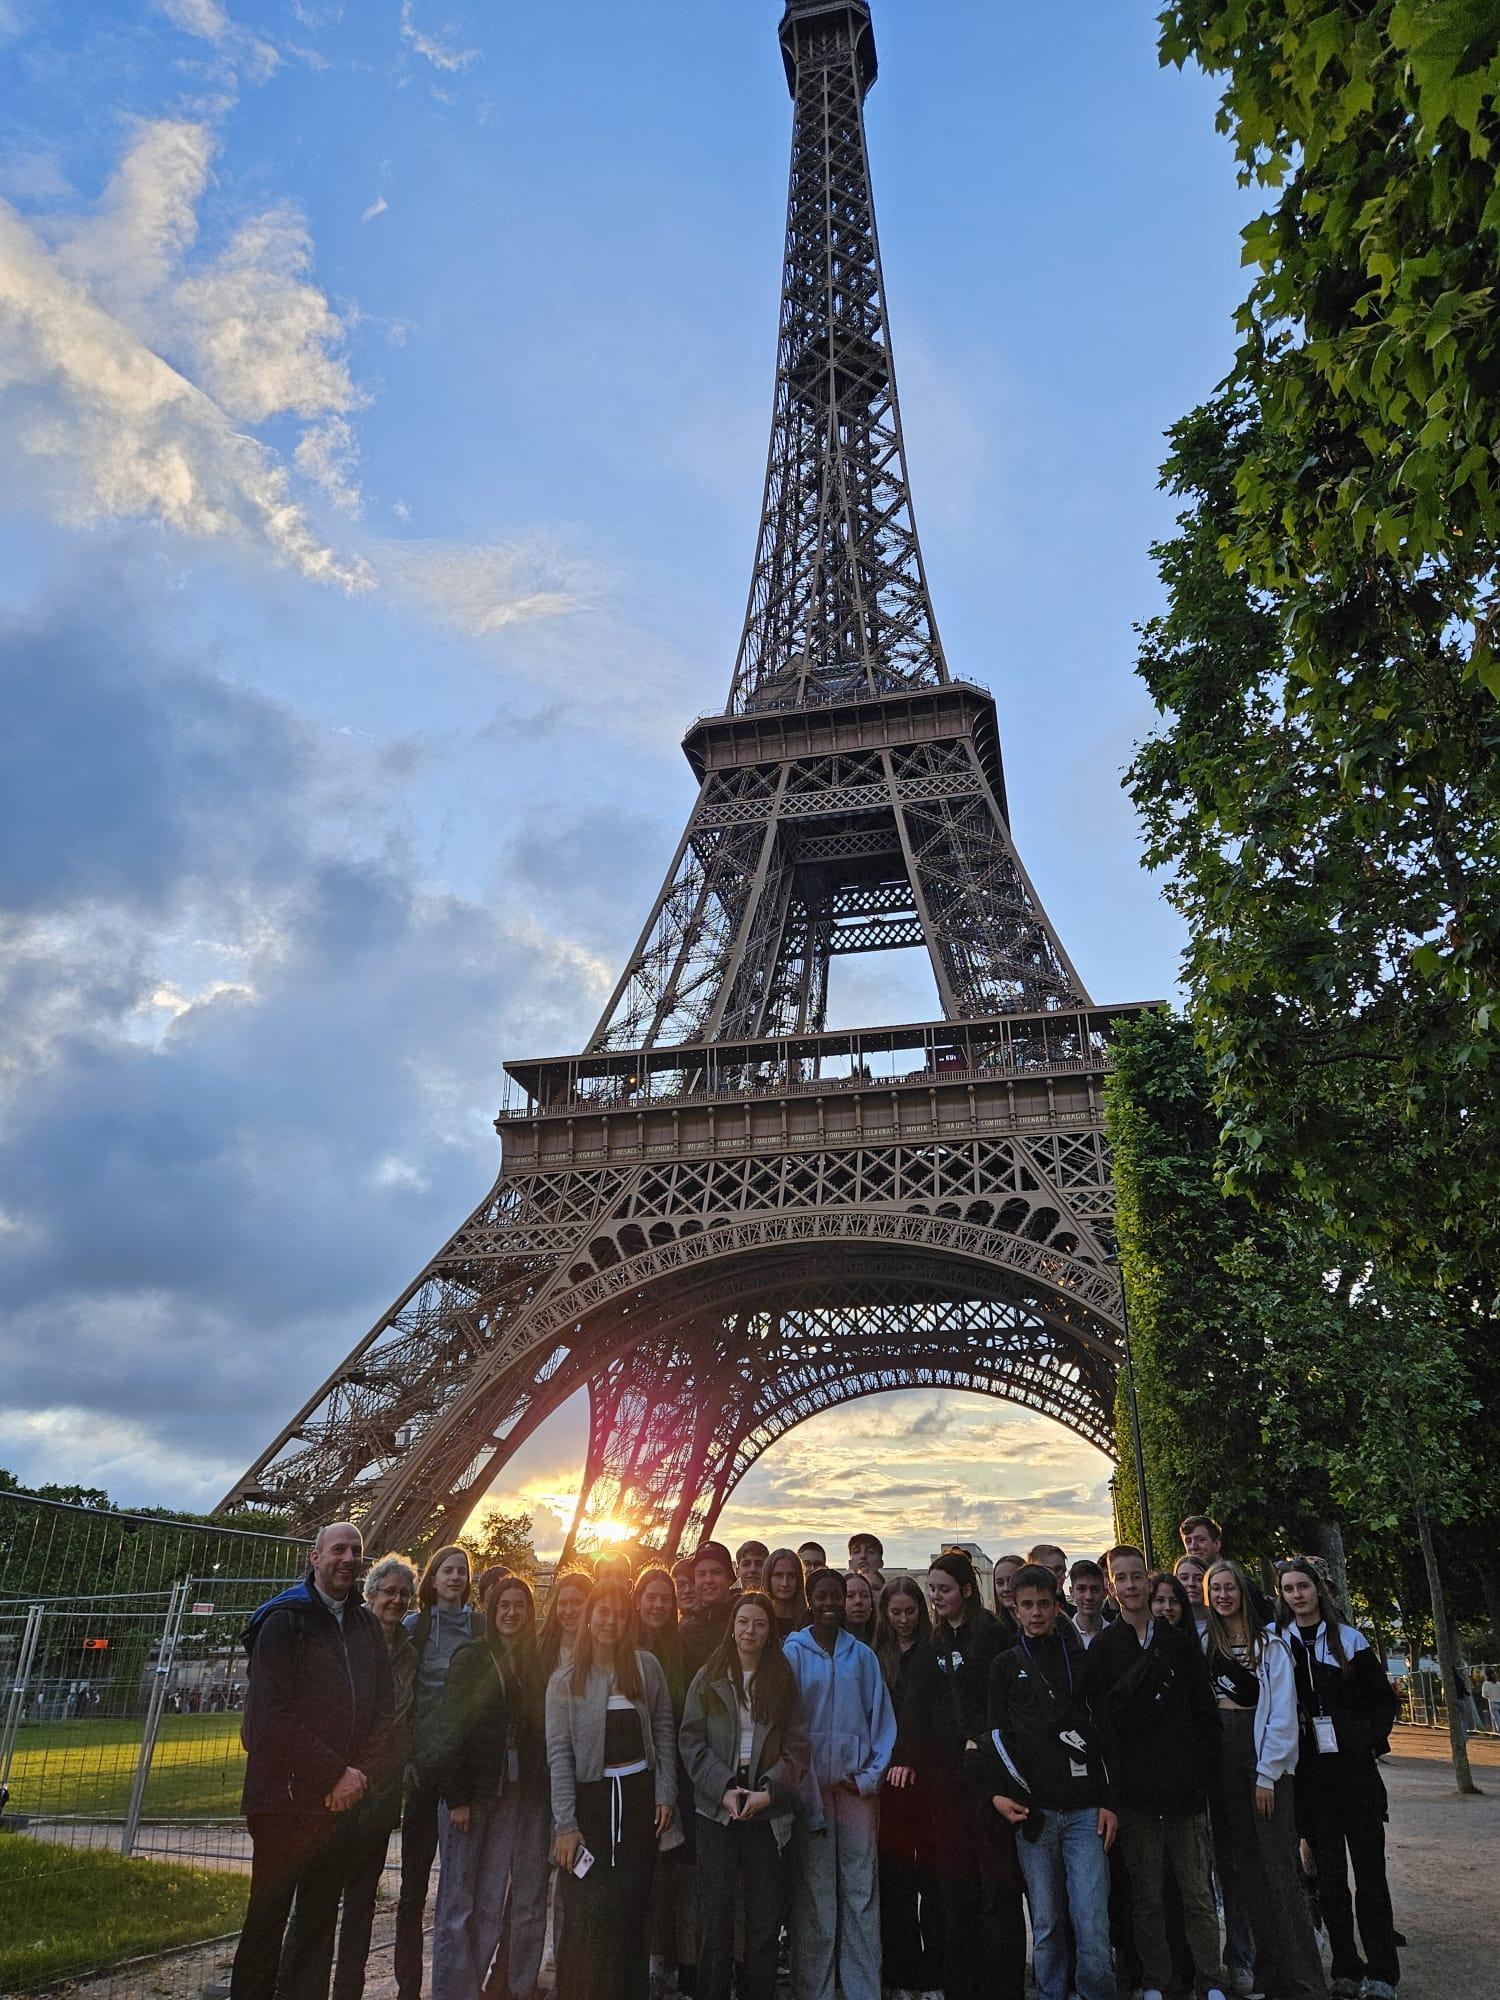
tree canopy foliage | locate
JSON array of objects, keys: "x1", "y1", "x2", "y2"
[{"x1": 1145, "y1": 3, "x2": 1500, "y2": 1292}]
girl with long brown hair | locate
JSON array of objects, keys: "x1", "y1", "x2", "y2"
[
  {"x1": 545, "y1": 1582, "x2": 680, "y2": 2000},
  {"x1": 680, "y1": 1592, "x2": 808, "y2": 2000},
  {"x1": 433, "y1": 1574, "x2": 549, "y2": 2000},
  {"x1": 1276, "y1": 1557, "x2": 1400, "y2": 2000},
  {"x1": 1202, "y1": 1558, "x2": 1324, "y2": 2000},
  {"x1": 399, "y1": 1543, "x2": 477, "y2": 2000}
]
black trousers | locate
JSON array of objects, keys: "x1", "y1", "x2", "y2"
[
  {"x1": 332, "y1": 1817, "x2": 395, "y2": 2000},
  {"x1": 924, "y1": 1784, "x2": 1025, "y2": 2000},
  {"x1": 233, "y1": 1811, "x2": 359, "y2": 2000},
  {"x1": 396, "y1": 1778, "x2": 442, "y2": 2000},
  {"x1": 695, "y1": 1814, "x2": 785, "y2": 2000},
  {"x1": 558, "y1": 1771, "x2": 657, "y2": 2000},
  {"x1": 1302, "y1": 1775, "x2": 1400, "y2": 1988},
  {"x1": 277, "y1": 1810, "x2": 393, "y2": 2000},
  {"x1": 878, "y1": 1781, "x2": 935, "y2": 1991}
]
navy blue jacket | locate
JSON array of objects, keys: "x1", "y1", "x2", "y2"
[{"x1": 240, "y1": 1571, "x2": 393, "y2": 1816}]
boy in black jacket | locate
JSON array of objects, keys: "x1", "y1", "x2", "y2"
[
  {"x1": 980, "y1": 1563, "x2": 1117, "y2": 2000},
  {"x1": 1091, "y1": 1545, "x2": 1227, "y2": 2000}
]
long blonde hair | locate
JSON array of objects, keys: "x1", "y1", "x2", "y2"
[{"x1": 1202, "y1": 1558, "x2": 1267, "y2": 1669}]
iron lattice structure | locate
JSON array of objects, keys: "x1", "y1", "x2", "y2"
[{"x1": 223, "y1": 0, "x2": 1155, "y2": 1554}]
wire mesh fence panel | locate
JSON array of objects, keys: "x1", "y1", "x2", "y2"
[{"x1": 0, "y1": 1492, "x2": 308, "y2": 1999}]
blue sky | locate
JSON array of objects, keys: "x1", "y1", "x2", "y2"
[{"x1": 0, "y1": 0, "x2": 1248, "y2": 1565}]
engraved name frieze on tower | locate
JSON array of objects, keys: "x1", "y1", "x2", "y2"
[{"x1": 222, "y1": 0, "x2": 1157, "y2": 1554}]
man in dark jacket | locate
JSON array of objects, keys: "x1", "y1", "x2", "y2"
[
  {"x1": 982, "y1": 1564, "x2": 1116, "y2": 2000},
  {"x1": 231, "y1": 1521, "x2": 393, "y2": 2000},
  {"x1": 1092, "y1": 1545, "x2": 1227, "y2": 2000}
]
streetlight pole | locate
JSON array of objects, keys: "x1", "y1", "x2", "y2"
[{"x1": 1105, "y1": 1249, "x2": 1154, "y2": 1568}]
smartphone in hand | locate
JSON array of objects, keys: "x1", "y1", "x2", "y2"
[{"x1": 571, "y1": 1845, "x2": 595, "y2": 1879}]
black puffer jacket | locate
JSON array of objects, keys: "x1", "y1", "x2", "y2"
[{"x1": 240, "y1": 1573, "x2": 393, "y2": 1816}]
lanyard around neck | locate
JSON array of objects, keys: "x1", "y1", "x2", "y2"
[{"x1": 1018, "y1": 1630, "x2": 1074, "y2": 1697}]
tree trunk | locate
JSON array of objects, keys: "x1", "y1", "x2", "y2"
[
  {"x1": 1414, "y1": 1498, "x2": 1479, "y2": 1794},
  {"x1": 1309, "y1": 1519, "x2": 1351, "y2": 1613}
]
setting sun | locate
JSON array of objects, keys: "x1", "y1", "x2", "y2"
[{"x1": 590, "y1": 1516, "x2": 634, "y2": 1545}]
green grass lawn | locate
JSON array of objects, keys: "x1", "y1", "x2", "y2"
[
  {"x1": 0, "y1": 1830, "x2": 247, "y2": 1992},
  {"x1": 4, "y1": 1711, "x2": 248, "y2": 1819}
]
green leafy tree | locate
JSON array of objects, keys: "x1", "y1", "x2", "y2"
[
  {"x1": 461, "y1": 1506, "x2": 537, "y2": 1577},
  {"x1": 1105, "y1": 1011, "x2": 1348, "y2": 1563},
  {"x1": 1145, "y1": 6, "x2": 1500, "y2": 1292}
]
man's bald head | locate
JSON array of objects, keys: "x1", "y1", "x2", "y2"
[{"x1": 312, "y1": 1521, "x2": 363, "y2": 1600}]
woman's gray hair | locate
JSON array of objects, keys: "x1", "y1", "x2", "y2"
[{"x1": 365, "y1": 1553, "x2": 418, "y2": 1598}]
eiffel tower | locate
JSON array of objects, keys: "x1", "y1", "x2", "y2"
[{"x1": 223, "y1": 0, "x2": 1154, "y2": 1555}]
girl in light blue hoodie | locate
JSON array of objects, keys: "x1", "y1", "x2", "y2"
[{"x1": 783, "y1": 1569, "x2": 896, "y2": 2000}]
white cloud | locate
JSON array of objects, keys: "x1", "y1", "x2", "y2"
[
  {"x1": 176, "y1": 204, "x2": 359, "y2": 423},
  {"x1": 379, "y1": 537, "x2": 596, "y2": 636},
  {"x1": 295, "y1": 415, "x2": 362, "y2": 514},
  {"x1": 360, "y1": 193, "x2": 388, "y2": 224},
  {"x1": 56, "y1": 120, "x2": 214, "y2": 318},
  {"x1": 0, "y1": 121, "x2": 368, "y2": 588},
  {"x1": 157, "y1": 0, "x2": 232, "y2": 43},
  {"x1": 400, "y1": 0, "x2": 478, "y2": 72}
]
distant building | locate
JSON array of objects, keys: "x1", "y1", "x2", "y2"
[{"x1": 929, "y1": 1541, "x2": 996, "y2": 1613}]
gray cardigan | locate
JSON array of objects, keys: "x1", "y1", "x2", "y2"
[
  {"x1": 679, "y1": 1665, "x2": 812, "y2": 1848},
  {"x1": 545, "y1": 1651, "x2": 680, "y2": 1844}
]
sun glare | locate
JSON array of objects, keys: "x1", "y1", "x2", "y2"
[{"x1": 591, "y1": 1516, "x2": 633, "y2": 1544}]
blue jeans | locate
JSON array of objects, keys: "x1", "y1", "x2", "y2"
[{"x1": 1014, "y1": 1808, "x2": 1114, "y2": 2000}]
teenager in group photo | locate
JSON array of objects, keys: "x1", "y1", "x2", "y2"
[{"x1": 231, "y1": 1516, "x2": 1419, "y2": 2000}]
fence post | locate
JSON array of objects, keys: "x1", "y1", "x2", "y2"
[
  {"x1": 121, "y1": 1580, "x2": 188, "y2": 1856},
  {"x1": 0, "y1": 1601, "x2": 45, "y2": 1802}
]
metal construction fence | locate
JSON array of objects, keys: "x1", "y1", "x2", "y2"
[{"x1": 0, "y1": 1490, "x2": 309, "y2": 1998}]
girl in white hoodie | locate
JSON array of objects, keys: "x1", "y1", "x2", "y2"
[{"x1": 1202, "y1": 1560, "x2": 1327, "y2": 2000}]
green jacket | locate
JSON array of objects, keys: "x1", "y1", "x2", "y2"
[{"x1": 679, "y1": 1665, "x2": 812, "y2": 1847}]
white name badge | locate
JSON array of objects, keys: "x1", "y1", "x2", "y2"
[{"x1": 1313, "y1": 1716, "x2": 1339, "y2": 1754}]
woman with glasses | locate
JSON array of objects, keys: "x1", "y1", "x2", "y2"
[
  {"x1": 1202, "y1": 1559, "x2": 1325, "y2": 2000},
  {"x1": 1275, "y1": 1558, "x2": 1400, "y2": 2000}
]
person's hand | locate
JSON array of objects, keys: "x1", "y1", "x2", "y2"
[
  {"x1": 886, "y1": 1765, "x2": 916, "y2": 1790},
  {"x1": 991, "y1": 1794, "x2": 1029, "y2": 1825},
  {"x1": 654, "y1": 1803, "x2": 674, "y2": 1838},
  {"x1": 1097, "y1": 1808, "x2": 1117, "y2": 1851},
  {"x1": 449, "y1": 1804, "x2": 471, "y2": 1833},
  {"x1": 722, "y1": 1786, "x2": 745, "y2": 1819},
  {"x1": 326, "y1": 1767, "x2": 365, "y2": 1814},
  {"x1": 739, "y1": 1788, "x2": 771, "y2": 1819},
  {"x1": 1255, "y1": 1783, "x2": 1276, "y2": 1820},
  {"x1": 553, "y1": 1829, "x2": 582, "y2": 1869}
]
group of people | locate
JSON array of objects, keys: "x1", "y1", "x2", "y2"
[{"x1": 229, "y1": 1513, "x2": 1405, "y2": 2000}]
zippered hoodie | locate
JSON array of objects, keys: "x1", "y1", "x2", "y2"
[
  {"x1": 782, "y1": 1627, "x2": 896, "y2": 1799},
  {"x1": 1282, "y1": 1620, "x2": 1397, "y2": 1762},
  {"x1": 981, "y1": 1622, "x2": 1114, "y2": 1819},
  {"x1": 1202, "y1": 1629, "x2": 1302, "y2": 1789}
]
